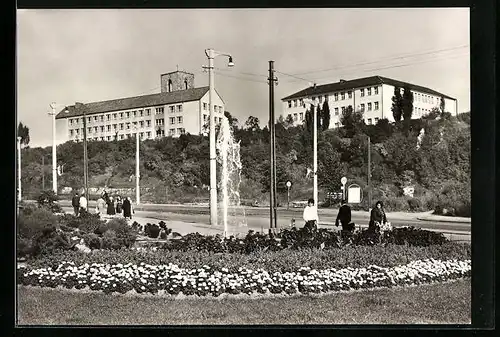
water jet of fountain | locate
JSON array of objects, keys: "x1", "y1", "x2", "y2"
[{"x1": 216, "y1": 116, "x2": 246, "y2": 237}]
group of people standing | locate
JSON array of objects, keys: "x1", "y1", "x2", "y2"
[
  {"x1": 97, "y1": 191, "x2": 134, "y2": 219},
  {"x1": 71, "y1": 191, "x2": 134, "y2": 220},
  {"x1": 302, "y1": 198, "x2": 388, "y2": 232},
  {"x1": 71, "y1": 193, "x2": 88, "y2": 216}
]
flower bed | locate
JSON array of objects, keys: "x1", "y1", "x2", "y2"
[
  {"x1": 25, "y1": 242, "x2": 471, "y2": 273},
  {"x1": 17, "y1": 259, "x2": 471, "y2": 297}
]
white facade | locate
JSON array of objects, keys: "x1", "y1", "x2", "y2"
[
  {"x1": 282, "y1": 78, "x2": 457, "y2": 128},
  {"x1": 55, "y1": 91, "x2": 225, "y2": 145}
]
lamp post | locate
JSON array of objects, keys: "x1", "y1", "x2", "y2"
[
  {"x1": 303, "y1": 96, "x2": 318, "y2": 205},
  {"x1": 134, "y1": 126, "x2": 141, "y2": 205},
  {"x1": 17, "y1": 137, "x2": 22, "y2": 203},
  {"x1": 204, "y1": 48, "x2": 234, "y2": 227},
  {"x1": 48, "y1": 103, "x2": 58, "y2": 194}
]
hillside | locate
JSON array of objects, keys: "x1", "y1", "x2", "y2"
[{"x1": 19, "y1": 110, "x2": 471, "y2": 216}]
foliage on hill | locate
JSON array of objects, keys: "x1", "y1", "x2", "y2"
[{"x1": 19, "y1": 110, "x2": 471, "y2": 215}]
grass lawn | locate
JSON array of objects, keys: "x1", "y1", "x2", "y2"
[{"x1": 17, "y1": 278, "x2": 470, "y2": 325}]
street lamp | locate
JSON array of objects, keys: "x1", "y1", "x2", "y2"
[
  {"x1": 204, "y1": 48, "x2": 234, "y2": 227},
  {"x1": 48, "y1": 103, "x2": 68, "y2": 194},
  {"x1": 133, "y1": 125, "x2": 141, "y2": 205},
  {"x1": 303, "y1": 97, "x2": 318, "y2": 205}
]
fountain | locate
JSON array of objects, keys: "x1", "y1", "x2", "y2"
[{"x1": 216, "y1": 116, "x2": 247, "y2": 237}]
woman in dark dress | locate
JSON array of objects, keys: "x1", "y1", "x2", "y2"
[
  {"x1": 107, "y1": 196, "x2": 116, "y2": 216},
  {"x1": 369, "y1": 201, "x2": 387, "y2": 231},
  {"x1": 115, "y1": 196, "x2": 123, "y2": 216},
  {"x1": 122, "y1": 197, "x2": 132, "y2": 219}
]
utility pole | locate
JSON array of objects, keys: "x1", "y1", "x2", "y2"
[
  {"x1": 78, "y1": 103, "x2": 89, "y2": 201},
  {"x1": 313, "y1": 101, "x2": 318, "y2": 206},
  {"x1": 204, "y1": 48, "x2": 234, "y2": 227},
  {"x1": 136, "y1": 129, "x2": 141, "y2": 205},
  {"x1": 268, "y1": 60, "x2": 278, "y2": 232},
  {"x1": 49, "y1": 103, "x2": 58, "y2": 194},
  {"x1": 367, "y1": 136, "x2": 372, "y2": 210}
]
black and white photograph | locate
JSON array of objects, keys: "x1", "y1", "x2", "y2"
[{"x1": 16, "y1": 7, "x2": 479, "y2": 326}]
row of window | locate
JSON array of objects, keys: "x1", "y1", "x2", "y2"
[
  {"x1": 68, "y1": 116, "x2": 186, "y2": 136},
  {"x1": 415, "y1": 93, "x2": 439, "y2": 104},
  {"x1": 71, "y1": 127, "x2": 187, "y2": 142},
  {"x1": 288, "y1": 112, "x2": 305, "y2": 122},
  {"x1": 67, "y1": 104, "x2": 186, "y2": 126},
  {"x1": 203, "y1": 115, "x2": 224, "y2": 124},
  {"x1": 287, "y1": 86, "x2": 382, "y2": 108},
  {"x1": 202, "y1": 103, "x2": 224, "y2": 113}
]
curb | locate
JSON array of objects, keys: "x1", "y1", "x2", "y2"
[{"x1": 416, "y1": 217, "x2": 471, "y2": 224}]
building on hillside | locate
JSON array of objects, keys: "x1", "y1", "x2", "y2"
[
  {"x1": 55, "y1": 70, "x2": 225, "y2": 144},
  {"x1": 281, "y1": 75, "x2": 458, "y2": 128}
]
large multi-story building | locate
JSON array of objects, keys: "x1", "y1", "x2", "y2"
[
  {"x1": 55, "y1": 70, "x2": 225, "y2": 144},
  {"x1": 282, "y1": 75, "x2": 458, "y2": 128}
]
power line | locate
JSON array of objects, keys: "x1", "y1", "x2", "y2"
[
  {"x1": 282, "y1": 51, "x2": 469, "y2": 84},
  {"x1": 291, "y1": 44, "x2": 469, "y2": 77},
  {"x1": 214, "y1": 67, "x2": 267, "y2": 78},
  {"x1": 214, "y1": 71, "x2": 268, "y2": 84},
  {"x1": 275, "y1": 70, "x2": 315, "y2": 85}
]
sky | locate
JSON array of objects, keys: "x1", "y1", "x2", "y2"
[{"x1": 17, "y1": 8, "x2": 470, "y2": 147}]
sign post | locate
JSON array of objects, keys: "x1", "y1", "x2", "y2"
[
  {"x1": 340, "y1": 176, "x2": 347, "y2": 201},
  {"x1": 286, "y1": 181, "x2": 291, "y2": 210}
]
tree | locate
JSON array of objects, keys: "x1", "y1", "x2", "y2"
[
  {"x1": 284, "y1": 114, "x2": 295, "y2": 128},
  {"x1": 316, "y1": 104, "x2": 322, "y2": 130},
  {"x1": 340, "y1": 105, "x2": 364, "y2": 138},
  {"x1": 305, "y1": 105, "x2": 313, "y2": 134},
  {"x1": 402, "y1": 86, "x2": 414, "y2": 121},
  {"x1": 440, "y1": 95, "x2": 446, "y2": 114},
  {"x1": 224, "y1": 111, "x2": 239, "y2": 131},
  {"x1": 18, "y1": 122, "x2": 30, "y2": 147},
  {"x1": 244, "y1": 116, "x2": 260, "y2": 132},
  {"x1": 321, "y1": 100, "x2": 331, "y2": 131},
  {"x1": 391, "y1": 87, "x2": 403, "y2": 122}
]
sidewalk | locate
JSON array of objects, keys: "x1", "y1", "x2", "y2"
[
  {"x1": 415, "y1": 212, "x2": 471, "y2": 224},
  {"x1": 51, "y1": 200, "x2": 471, "y2": 224}
]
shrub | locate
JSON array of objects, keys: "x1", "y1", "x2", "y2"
[
  {"x1": 102, "y1": 230, "x2": 123, "y2": 250},
  {"x1": 36, "y1": 190, "x2": 63, "y2": 213},
  {"x1": 31, "y1": 227, "x2": 75, "y2": 256},
  {"x1": 18, "y1": 206, "x2": 59, "y2": 239},
  {"x1": 83, "y1": 233, "x2": 102, "y2": 250},
  {"x1": 432, "y1": 182, "x2": 471, "y2": 217},
  {"x1": 380, "y1": 197, "x2": 409, "y2": 212},
  {"x1": 59, "y1": 212, "x2": 105, "y2": 234},
  {"x1": 17, "y1": 235, "x2": 33, "y2": 258},
  {"x1": 159, "y1": 230, "x2": 167, "y2": 240},
  {"x1": 407, "y1": 198, "x2": 423, "y2": 212},
  {"x1": 147, "y1": 224, "x2": 161, "y2": 239}
]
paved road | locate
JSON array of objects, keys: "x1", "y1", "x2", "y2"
[{"x1": 60, "y1": 202, "x2": 470, "y2": 236}]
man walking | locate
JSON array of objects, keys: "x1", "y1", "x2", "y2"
[
  {"x1": 335, "y1": 199, "x2": 353, "y2": 231},
  {"x1": 71, "y1": 193, "x2": 80, "y2": 216}
]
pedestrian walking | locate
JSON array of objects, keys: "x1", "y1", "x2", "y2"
[
  {"x1": 302, "y1": 198, "x2": 319, "y2": 231},
  {"x1": 335, "y1": 199, "x2": 354, "y2": 232},
  {"x1": 115, "y1": 196, "x2": 123, "y2": 215},
  {"x1": 107, "y1": 196, "x2": 116, "y2": 216},
  {"x1": 71, "y1": 193, "x2": 80, "y2": 216},
  {"x1": 369, "y1": 200, "x2": 388, "y2": 232},
  {"x1": 123, "y1": 197, "x2": 133, "y2": 220},
  {"x1": 79, "y1": 193, "x2": 88, "y2": 216},
  {"x1": 96, "y1": 196, "x2": 106, "y2": 215}
]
